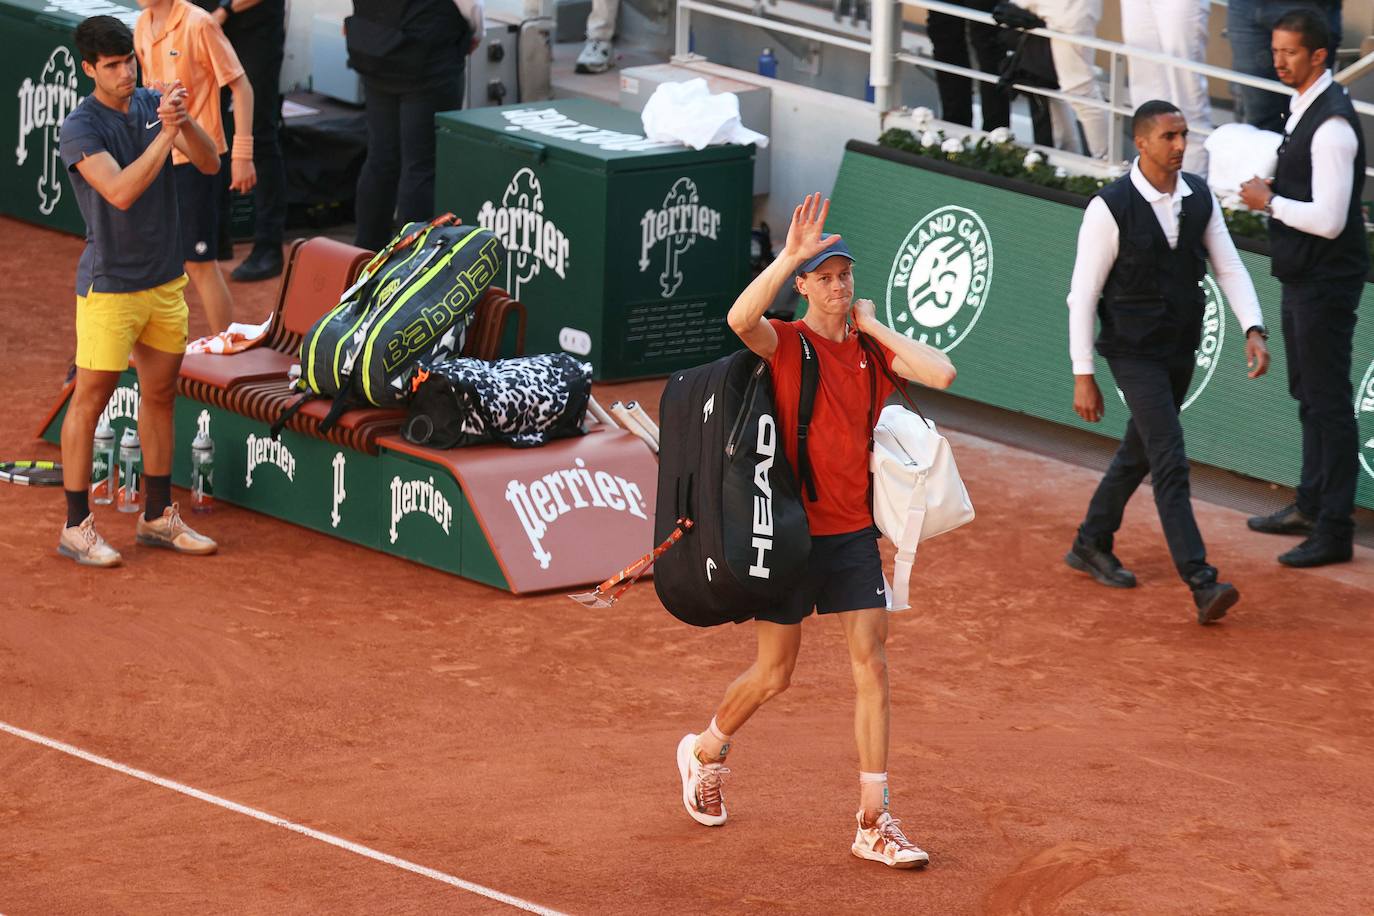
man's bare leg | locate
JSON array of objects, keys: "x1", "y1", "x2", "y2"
[
  {"x1": 131, "y1": 342, "x2": 183, "y2": 478},
  {"x1": 703, "y1": 620, "x2": 803, "y2": 754},
  {"x1": 839, "y1": 607, "x2": 890, "y2": 820},
  {"x1": 61, "y1": 368, "x2": 123, "y2": 495},
  {"x1": 184, "y1": 260, "x2": 232, "y2": 334}
]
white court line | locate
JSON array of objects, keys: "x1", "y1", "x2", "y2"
[{"x1": 0, "y1": 720, "x2": 568, "y2": 916}]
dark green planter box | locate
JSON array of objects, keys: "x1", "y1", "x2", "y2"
[
  {"x1": 2, "y1": 0, "x2": 139, "y2": 236},
  {"x1": 829, "y1": 141, "x2": 1374, "y2": 510},
  {"x1": 435, "y1": 99, "x2": 754, "y2": 380}
]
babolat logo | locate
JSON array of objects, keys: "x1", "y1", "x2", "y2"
[
  {"x1": 1357, "y1": 358, "x2": 1374, "y2": 482},
  {"x1": 505, "y1": 458, "x2": 648, "y2": 570},
  {"x1": 245, "y1": 434, "x2": 296, "y2": 487},
  {"x1": 389, "y1": 475, "x2": 452, "y2": 544},
  {"x1": 499, "y1": 107, "x2": 678, "y2": 152},
  {"x1": 749, "y1": 415, "x2": 777, "y2": 579},
  {"x1": 381, "y1": 233, "x2": 502, "y2": 372},
  {"x1": 99, "y1": 383, "x2": 140, "y2": 426},
  {"x1": 885, "y1": 205, "x2": 993, "y2": 351},
  {"x1": 638, "y1": 177, "x2": 721, "y2": 297},
  {"x1": 1114, "y1": 276, "x2": 1225, "y2": 412},
  {"x1": 477, "y1": 168, "x2": 568, "y2": 301},
  {"x1": 16, "y1": 46, "x2": 82, "y2": 216}
]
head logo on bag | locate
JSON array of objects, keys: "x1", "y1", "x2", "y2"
[
  {"x1": 1358, "y1": 357, "x2": 1374, "y2": 482},
  {"x1": 749, "y1": 414, "x2": 777, "y2": 579},
  {"x1": 702, "y1": 394, "x2": 715, "y2": 423},
  {"x1": 477, "y1": 167, "x2": 569, "y2": 300},
  {"x1": 885, "y1": 205, "x2": 993, "y2": 352},
  {"x1": 1114, "y1": 276, "x2": 1225, "y2": 412},
  {"x1": 638, "y1": 177, "x2": 722, "y2": 298}
]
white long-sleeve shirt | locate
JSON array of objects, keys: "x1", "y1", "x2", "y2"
[
  {"x1": 1269, "y1": 70, "x2": 1360, "y2": 240},
  {"x1": 1066, "y1": 160, "x2": 1264, "y2": 375}
]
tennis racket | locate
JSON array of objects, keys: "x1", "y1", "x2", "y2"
[{"x1": 0, "y1": 460, "x2": 64, "y2": 486}]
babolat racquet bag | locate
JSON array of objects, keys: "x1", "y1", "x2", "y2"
[
  {"x1": 653, "y1": 344, "x2": 816, "y2": 626},
  {"x1": 285, "y1": 215, "x2": 504, "y2": 433}
]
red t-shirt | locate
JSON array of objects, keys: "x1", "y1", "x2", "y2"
[{"x1": 766, "y1": 319, "x2": 897, "y2": 535}]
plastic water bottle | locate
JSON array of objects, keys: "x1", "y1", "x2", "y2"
[
  {"x1": 191, "y1": 429, "x2": 215, "y2": 513},
  {"x1": 118, "y1": 427, "x2": 142, "y2": 514},
  {"x1": 91, "y1": 417, "x2": 116, "y2": 506},
  {"x1": 758, "y1": 47, "x2": 778, "y2": 79}
]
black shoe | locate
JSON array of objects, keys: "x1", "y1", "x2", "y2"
[
  {"x1": 230, "y1": 245, "x2": 284, "y2": 283},
  {"x1": 1278, "y1": 536, "x2": 1353, "y2": 568},
  {"x1": 1247, "y1": 503, "x2": 1316, "y2": 536},
  {"x1": 1193, "y1": 581, "x2": 1239, "y2": 625},
  {"x1": 1065, "y1": 539, "x2": 1137, "y2": 588}
]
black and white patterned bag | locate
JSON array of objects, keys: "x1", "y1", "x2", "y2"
[{"x1": 403, "y1": 354, "x2": 593, "y2": 449}]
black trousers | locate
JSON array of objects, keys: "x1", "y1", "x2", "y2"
[
  {"x1": 1281, "y1": 278, "x2": 1361, "y2": 541},
  {"x1": 217, "y1": 20, "x2": 288, "y2": 250},
  {"x1": 354, "y1": 73, "x2": 465, "y2": 252},
  {"x1": 926, "y1": 0, "x2": 1010, "y2": 130},
  {"x1": 1080, "y1": 355, "x2": 1213, "y2": 584}
]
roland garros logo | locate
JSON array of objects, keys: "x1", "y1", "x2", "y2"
[
  {"x1": 1114, "y1": 275, "x2": 1226, "y2": 412},
  {"x1": 477, "y1": 167, "x2": 569, "y2": 302},
  {"x1": 885, "y1": 205, "x2": 993, "y2": 351},
  {"x1": 1357, "y1": 357, "x2": 1374, "y2": 482},
  {"x1": 639, "y1": 176, "x2": 721, "y2": 298}
]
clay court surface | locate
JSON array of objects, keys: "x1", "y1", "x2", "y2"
[{"x1": 1, "y1": 216, "x2": 1372, "y2": 914}]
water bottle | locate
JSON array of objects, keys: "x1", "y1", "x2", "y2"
[
  {"x1": 91, "y1": 417, "x2": 116, "y2": 506},
  {"x1": 191, "y1": 429, "x2": 215, "y2": 513},
  {"x1": 118, "y1": 427, "x2": 142, "y2": 514},
  {"x1": 758, "y1": 47, "x2": 778, "y2": 79}
]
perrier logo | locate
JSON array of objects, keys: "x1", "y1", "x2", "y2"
[
  {"x1": 1357, "y1": 357, "x2": 1374, "y2": 483},
  {"x1": 885, "y1": 205, "x2": 993, "y2": 352}
]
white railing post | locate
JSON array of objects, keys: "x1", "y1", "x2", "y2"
[
  {"x1": 676, "y1": 0, "x2": 692, "y2": 58},
  {"x1": 1106, "y1": 48, "x2": 1124, "y2": 163},
  {"x1": 869, "y1": 0, "x2": 898, "y2": 111}
]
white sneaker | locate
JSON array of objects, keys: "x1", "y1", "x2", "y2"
[
  {"x1": 676, "y1": 733, "x2": 729, "y2": 826},
  {"x1": 575, "y1": 39, "x2": 613, "y2": 74},
  {"x1": 851, "y1": 811, "x2": 929, "y2": 869},
  {"x1": 136, "y1": 503, "x2": 217, "y2": 555},
  {"x1": 57, "y1": 514, "x2": 122, "y2": 567}
]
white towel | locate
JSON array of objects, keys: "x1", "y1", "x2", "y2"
[
  {"x1": 1204, "y1": 123, "x2": 1283, "y2": 206},
  {"x1": 640, "y1": 78, "x2": 769, "y2": 151}
]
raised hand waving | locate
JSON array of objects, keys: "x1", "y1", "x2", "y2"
[{"x1": 782, "y1": 192, "x2": 843, "y2": 265}]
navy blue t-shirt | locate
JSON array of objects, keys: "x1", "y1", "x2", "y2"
[{"x1": 60, "y1": 88, "x2": 183, "y2": 295}]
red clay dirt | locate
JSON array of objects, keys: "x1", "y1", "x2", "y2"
[{"x1": 1, "y1": 216, "x2": 1372, "y2": 915}]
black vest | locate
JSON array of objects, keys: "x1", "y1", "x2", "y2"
[
  {"x1": 1095, "y1": 172, "x2": 1212, "y2": 360},
  {"x1": 1269, "y1": 80, "x2": 1369, "y2": 282}
]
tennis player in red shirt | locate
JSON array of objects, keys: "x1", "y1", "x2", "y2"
[{"x1": 675, "y1": 193, "x2": 957, "y2": 868}]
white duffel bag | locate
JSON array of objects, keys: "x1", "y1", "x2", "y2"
[{"x1": 871, "y1": 403, "x2": 975, "y2": 611}]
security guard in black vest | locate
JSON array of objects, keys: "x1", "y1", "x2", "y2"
[
  {"x1": 1066, "y1": 101, "x2": 1271, "y2": 625},
  {"x1": 1241, "y1": 8, "x2": 1365, "y2": 568}
]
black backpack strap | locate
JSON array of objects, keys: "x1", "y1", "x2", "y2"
[
  {"x1": 270, "y1": 391, "x2": 317, "y2": 440},
  {"x1": 796, "y1": 333, "x2": 820, "y2": 502}
]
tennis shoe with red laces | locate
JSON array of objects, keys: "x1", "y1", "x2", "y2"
[
  {"x1": 852, "y1": 811, "x2": 929, "y2": 869},
  {"x1": 677, "y1": 733, "x2": 729, "y2": 826}
]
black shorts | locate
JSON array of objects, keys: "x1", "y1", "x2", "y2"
[
  {"x1": 755, "y1": 526, "x2": 887, "y2": 625},
  {"x1": 174, "y1": 163, "x2": 221, "y2": 263}
]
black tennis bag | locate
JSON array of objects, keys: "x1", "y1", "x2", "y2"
[
  {"x1": 653, "y1": 346, "x2": 816, "y2": 626},
  {"x1": 403, "y1": 353, "x2": 592, "y2": 448}
]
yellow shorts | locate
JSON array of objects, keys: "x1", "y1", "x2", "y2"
[{"x1": 75, "y1": 274, "x2": 190, "y2": 372}]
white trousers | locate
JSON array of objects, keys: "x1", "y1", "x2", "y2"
[
  {"x1": 1027, "y1": 0, "x2": 1109, "y2": 158},
  {"x1": 587, "y1": 0, "x2": 621, "y2": 41},
  {"x1": 1121, "y1": 0, "x2": 1212, "y2": 173}
]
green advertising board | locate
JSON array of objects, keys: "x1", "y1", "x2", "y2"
[
  {"x1": 2, "y1": 0, "x2": 139, "y2": 235},
  {"x1": 434, "y1": 100, "x2": 754, "y2": 380},
  {"x1": 829, "y1": 142, "x2": 1374, "y2": 510}
]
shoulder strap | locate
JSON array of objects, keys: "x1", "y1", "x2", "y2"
[
  {"x1": 857, "y1": 332, "x2": 927, "y2": 425},
  {"x1": 796, "y1": 333, "x2": 820, "y2": 503}
]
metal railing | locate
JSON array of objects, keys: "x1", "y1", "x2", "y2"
[{"x1": 675, "y1": 0, "x2": 1374, "y2": 173}]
